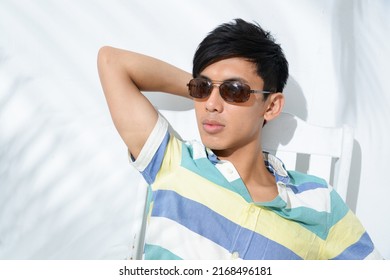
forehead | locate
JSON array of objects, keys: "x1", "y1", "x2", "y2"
[{"x1": 200, "y1": 57, "x2": 260, "y2": 82}]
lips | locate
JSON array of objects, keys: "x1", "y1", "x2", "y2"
[{"x1": 202, "y1": 119, "x2": 225, "y2": 134}]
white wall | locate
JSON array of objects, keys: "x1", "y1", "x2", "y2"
[{"x1": 0, "y1": 0, "x2": 389, "y2": 259}]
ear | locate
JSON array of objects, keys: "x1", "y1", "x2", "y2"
[{"x1": 263, "y1": 93, "x2": 284, "y2": 122}]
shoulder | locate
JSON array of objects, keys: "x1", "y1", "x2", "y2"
[
  {"x1": 264, "y1": 152, "x2": 330, "y2": 195},
  {"x1": 285, "y1": 170, "x2": 350, "y2": 222},
  {"x1": 277, "y1": 170, "x2": 332, "y2": 212}
]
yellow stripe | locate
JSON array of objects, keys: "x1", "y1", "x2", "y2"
[
  {"x1": 155, "y1": 136, "x2": 248, "y2": 222},
  {"x1": 146, "y1": 201, "x2": 154, "y2": 223},
  {"x1": 155, "y1": 166, "x2": 248, "y2": 221},
  {"x1": 158, "y1": 170, "x2": 324, "y2": 259},
  {"x1": 246, "y1": 207, "x2": 322, "y2": 259},
  {"x1": 319, "y1": 210, "x2": 366, "y2": 259}
]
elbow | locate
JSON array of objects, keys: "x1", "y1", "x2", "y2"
[{"x1": 97, "y1": 46, "x2": 114, "y2": 66}]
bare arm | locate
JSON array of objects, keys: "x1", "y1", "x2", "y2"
[{"x1": 97, "y1": 46, "x2": 192, "y2": 158}]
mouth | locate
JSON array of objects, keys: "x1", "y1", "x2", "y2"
[{"x1": 202, "y1": 120, "x2": 225, "y2": 134}]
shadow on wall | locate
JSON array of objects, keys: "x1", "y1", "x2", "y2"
[
  {"x1": 347, "y1": 141, "x2": 361, "y2": 213},
  {"x1": 145, "y1": 92, "x2": 194, "y2": 111},
  {"x1": 331, "y1": 1, "x2": 372, "y2": 212},
  {"x1": 283, "y1": 76, "x2": 308, "y2": 121},
  {"x1": 262, "y1": 75, "x2": 307, "y2": 154},
  {"x1": 284, "y1": 74, "x2": 360, "y2": 210},
  {"x1": 0, "y1": 55, "x2": 145, "y2": 259}
]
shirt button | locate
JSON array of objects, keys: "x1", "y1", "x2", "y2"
[
  {"x1": 227, "y1": 168, "x2": 234, "y2": 174},
  {"x1": 231, "y1": 252, "x2": 239, "y2": 259}
]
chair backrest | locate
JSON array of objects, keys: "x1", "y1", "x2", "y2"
[
  {"x1": 159, "y1": 109, "x2": 354, "y2": 201},
  {"x1": 261, "y1": 112, "x2": 354, "y2": 201}
]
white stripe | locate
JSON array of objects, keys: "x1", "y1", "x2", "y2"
[
  {"x1": 264, "y1": 153, "x2": 289, "y2": 177},
  {"x1": 278, "y1": 184, "x2": 331, "y2": 212},
  {"x1": 215, "y1": 161, "x2": 240, "y2": 182},
  {"x1": 129, "y1": 114, "x2": 168, "y2": 172},
  {"x1": 364, "y1": 248, "x2": 384, "y2": 260},
  {"x1": 146, "y1": 216, "x2": 234, "y2": 260},
  {"x1": 187, "y1": 140, "x2": 207, "y2": 160}
]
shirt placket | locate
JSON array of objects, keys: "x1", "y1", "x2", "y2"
[
  {"x1": 230, "y1": 203, "x2": 261, "y2": 259},
  {"x1": 215, "y1": 160, "x2": 262, "y2": 259}
]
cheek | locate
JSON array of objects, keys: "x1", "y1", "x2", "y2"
[
  {"x1": 194, "y1": 102, "x2": 204, "y2": 120},
  {"x1": 227, "y1": 105, "x2": 263, "y2": 127},
  {"x1": 194, "y1": 102, "x2": 206, "y2": 132},
  {"x1": 237, "y1": 117, "x2": 261, "y2": 135},
  {"x1": 242, "y1": 120, "x2": 263, "y2": 143}
]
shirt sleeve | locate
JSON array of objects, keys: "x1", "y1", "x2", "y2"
[{"x1": 128, "y1": 113, "x2": 170, "y2": 185}]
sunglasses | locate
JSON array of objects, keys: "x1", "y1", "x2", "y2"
[{"x1": 187, "y1": 77, "x2": 273, "y2": 103}]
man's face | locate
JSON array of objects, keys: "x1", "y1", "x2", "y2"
[{"x1": 193, "y1": 57, "x2": 271, "y2": 156}]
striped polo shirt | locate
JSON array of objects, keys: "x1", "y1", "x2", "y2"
[{"x1": 130, "y1": 114, "x2": 382, "y2": 260}]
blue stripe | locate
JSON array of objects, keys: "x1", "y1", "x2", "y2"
[
  {"x1": 151, "y1": 189, "x2": 301, "y2": 259},
  {"x1": 288, "y1": 181, "x2": 328, "y2": 194},
  {"x1": 287, "y1": 171, "x2": 327, "y2": 191},
  {"x1": 245, "y1": 235, "x2": 302, "y2": 259},
  {"x1": 152, "y1": 190, "x2": 236, "y2": 250},
  {"x1": 141, "y1": 132, "x2": 170, "y2": 184},
  {"x1": 331, "y1": 232, "x2": 375, "y2": 260}
]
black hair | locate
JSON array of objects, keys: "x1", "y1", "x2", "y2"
[{"x1": 193, "y1": 18, "x2": 289, "y2": 95}]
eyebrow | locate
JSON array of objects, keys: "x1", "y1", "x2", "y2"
[{"x1": 198, "y1": 74, "x2": 250, "y2": 84}]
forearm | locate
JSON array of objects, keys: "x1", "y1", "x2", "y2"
[
  {"x1": 97, "y1": 46, "x2": 192, "y2": 158},
  {"x1": 97, "y1": 46, "x2": 192, "y2": 98}
]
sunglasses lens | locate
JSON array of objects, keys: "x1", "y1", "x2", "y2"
[
  {"x1": 188, "y1": 79, "x2": 252, "y2": 102},
  {"x1": 188, "y1": 78, "x2": 211, "y2": 98},
  {"x1": 220, "y1": 81, "x2": 250, "y2": 103}
]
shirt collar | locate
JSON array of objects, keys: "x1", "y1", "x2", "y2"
[
  {"x1": 206, "y1": 148, "x2": 290, "y2": 184},
  {"x1": 205, "y1": 147, "x2": 220, "y2": 164},
  {"x1": 262, "y1": 152, "x2": 290, "y2": 184}
]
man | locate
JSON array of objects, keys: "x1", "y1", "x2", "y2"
[{"x1": 98, "y1": 19, "x2": 382, "y2": 259}]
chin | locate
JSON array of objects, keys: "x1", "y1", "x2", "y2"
[{"x1": 200, "y1": 135, "x2": 226, "y2": 150}]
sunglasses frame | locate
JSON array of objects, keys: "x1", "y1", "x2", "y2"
[{"x1": 187, "y1": 77, "x2": 273, "y2": 103}]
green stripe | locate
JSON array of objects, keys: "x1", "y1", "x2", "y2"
[
  {"x1": 229, "y1": 178, "x2": 252, "y2": 202},
  {"x1": 288, "y1": 170, "x2": 327, "y2": 186},
  {"x1": 256, "y1": 195, "x2": 287, "y2": 208},
  {"x1": 144, "y1": 244, "x2": 182, "y2": 260},
  {"x1": 269, "y1": 206, "x2": 330, "y2": 239},
  {"x1": 145, "y1": 185, "x2": 153, "y2": 216},
  {"x1": 328, "y1": 188, "x2": 349, "y2": 226},
  {"x1": 180, "y1": 143, "x2": 248, "y2": 198}
]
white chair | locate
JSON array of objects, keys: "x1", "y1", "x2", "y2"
[{"x1": 158, "y1": 109, "x2": 354, "y2": 201}]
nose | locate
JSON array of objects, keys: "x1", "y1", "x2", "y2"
[{"x1": 205, "y1": 85, "x2": 224, "y2": 113}]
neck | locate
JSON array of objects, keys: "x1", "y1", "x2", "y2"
[{"x1": 214, "y1": 142, "x2": 278, "y2": 202}]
